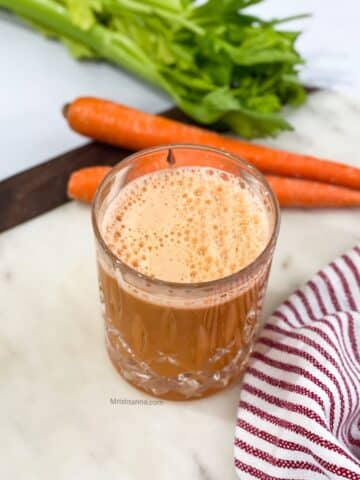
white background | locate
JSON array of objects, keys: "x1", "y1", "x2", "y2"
[{"x1": 1, "y1": 0, "x2": 360, "y2": 180}]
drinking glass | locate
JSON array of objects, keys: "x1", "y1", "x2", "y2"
[{"x1": 92, "y1": 145, "x2": 280, "y2": 400}]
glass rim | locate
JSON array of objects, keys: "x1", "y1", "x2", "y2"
[{"x1": 92, "y1": 144, "x2": 280, "y2": 290}]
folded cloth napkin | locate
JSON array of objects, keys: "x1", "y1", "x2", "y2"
[{"x1": 235, "y1": 246, "x2": 360, "y2": 480}]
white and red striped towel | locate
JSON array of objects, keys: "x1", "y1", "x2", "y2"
[{"x1": 235, "y1": 246, "x2": 360, "y2": 480}]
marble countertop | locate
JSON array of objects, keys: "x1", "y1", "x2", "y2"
[{"x1": 1, "y1": 90, "x2": 360, "y2": 479}]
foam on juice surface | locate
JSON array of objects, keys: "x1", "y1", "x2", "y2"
[{"x1": 101, "y1": 167, "x2": 269, "y2": 283}]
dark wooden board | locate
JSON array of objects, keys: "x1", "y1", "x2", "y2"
[{"x1": 0, "y1": 142, "x2": 128, "y2": 233}]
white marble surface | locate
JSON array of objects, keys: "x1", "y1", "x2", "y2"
[{"x1": 0, "y1": 90, "x2": 360, "y2": 479}]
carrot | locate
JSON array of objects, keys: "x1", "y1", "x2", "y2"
[
  {"x1": 67, "y1": 166, "x2": 360, "y2": 208},
  {"x1": 64, "y1": 97, "x2": 360, "y2": 190},
  {"x1": 266, "y1": 176, "x2": 360, "y2": 208},
  {"x1": 67, "y1": 166, "x2": 111, "y2": 203}
]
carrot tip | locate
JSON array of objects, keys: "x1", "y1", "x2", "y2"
[{"x1": 62, "y1": 103, "x2": 70, "y2": 118}]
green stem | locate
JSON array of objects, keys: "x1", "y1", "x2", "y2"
[
  {"x1": 269, "y1": 13, "x2": 311, "y2": 26},
  {"x1": 133, "y1": 0, "x2": 185, "y2": 13},
  {"x1": 104, "y1": 0, "x2": 204, "y2": 35}
]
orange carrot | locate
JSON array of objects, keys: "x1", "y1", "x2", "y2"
[
  {"x1": 67, "y1": 166, "x2": 360, "y2": 208},
  {"x1": 65, "y1": 97, "x2": 360, "y2": 190},
  {"x1": 266, "y1": 176, "x2": 360, "y2": 208},
  {"x1": 67, "y1": 166, "x2": 111, "y2": 203}
]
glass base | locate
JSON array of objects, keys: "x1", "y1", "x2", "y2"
[{"x1": 106, "y1": 337, "x2": 252, "y2": 401}]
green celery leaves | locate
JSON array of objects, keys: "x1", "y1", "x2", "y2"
[{"x1": 0, "y1": 0, "x2": 307, "y2": 138}]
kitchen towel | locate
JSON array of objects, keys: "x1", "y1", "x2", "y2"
[{"x1": 235, "y1": 246, "x2": 360, "y2": 480}]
